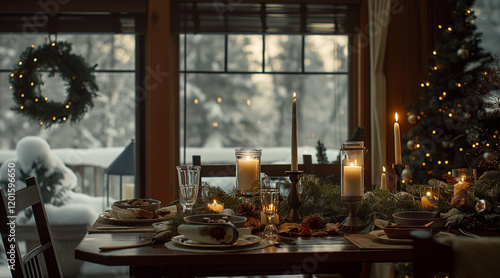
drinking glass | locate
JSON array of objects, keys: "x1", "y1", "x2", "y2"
[
  {"x1": 176, "y1": 165, "x2": 201, "y2": 215},
  {"x1": 261, "y1": 179, "x2": 280, "y2": 244}
]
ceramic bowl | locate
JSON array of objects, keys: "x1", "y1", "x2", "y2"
[
  {"x1": 113, "y1": 199, "x2": 161, "y2": 216},
  {"x1": 383, "y1": 225, "x2": 432, "y2": 239},
  {"x1": 392, "y1": 211, "x2": 447, "y2": 234},
  {"x1": 184, "y1": 214, "x2": 247, "y2": 228},
  {"x1": 178, "y1": 223, "x2": 239, "y2": 245}
]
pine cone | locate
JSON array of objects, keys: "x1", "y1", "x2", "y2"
[{"x1": 302, "y1": 215, "x2": 325, "y2": 230}]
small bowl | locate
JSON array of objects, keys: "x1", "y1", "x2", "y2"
[
  {"x1": 393, "y1": 211, "x2": 447, "y2": 234},
  {"x1": 113, "y1": 199, "x2": 161, "y2": 217},
  {"x1": 184, "y1": 214, "x2": 247, "y2": 228}
]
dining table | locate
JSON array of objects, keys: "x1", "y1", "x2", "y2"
[{"x1": 74, "y1": 218, "x2": 415, "y2": 278}]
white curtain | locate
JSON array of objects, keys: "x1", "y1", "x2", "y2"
[{"x1": 369, "y1": 0, "x2": 391, "y2": 186}]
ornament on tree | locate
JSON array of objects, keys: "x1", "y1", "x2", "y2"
[
  {"x1": 457, "y1": 46, "x2": 470, "y2": 59},
  {"x1": 483, "y1": 152, "x2": 494, "y2": 163},
  {"x1": 402, "y1": 168, "x2": 413, "y2": 180},
  {"x1": 406, "y1": 139, "x2": 417, "y2": 150},
  {"x1": 407, "y1": 113, "x2": 417, "y2": 125}
]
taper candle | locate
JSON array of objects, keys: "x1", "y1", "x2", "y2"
[
  {"x1": 291, "y1": 92, "x2": 298, "y2": 172},
  {"x1": 380, "y1": 166, "x2": 388, "y2": 190},
  {"x1": 394, "y1": 113, "x2": 402, "y2": 164}
]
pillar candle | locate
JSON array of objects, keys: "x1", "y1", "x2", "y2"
[
  {"x1": 343, "y1": 164, "x2": 363, "y2": 196},
  {"x1": 122, "y1": 183, "x2": 135, "y2": 200},
  {"x1": 380, "y1": 166, "x2": 388, "y2": 190},
  {"x1": 394, "y1": 113, "x2": 402, "y2": 164},
  {"x1": 291, "y1": 92, "x2": 298, "y2": 172},
  {"x1": 237, "y1": 156, "x2": 260, "y2": 191}
]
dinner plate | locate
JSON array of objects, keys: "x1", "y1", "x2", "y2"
[
  {"x1": 369, "y1": 230, "x2": 455, "y2": 245},
  {"x1": 172, "y1": 234, "x2": 262, "y2": 248},
  {"x1": 99, "y1": 213, "x2": 168, "y2": 225}
]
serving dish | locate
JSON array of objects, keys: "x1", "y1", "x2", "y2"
[{"x1": 393, "y1": 211, "x2": 447, "y2": 234}]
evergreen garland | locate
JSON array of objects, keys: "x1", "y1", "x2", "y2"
[{"x1": 10, "y1": 41, "x2": 99, "y2": 127}]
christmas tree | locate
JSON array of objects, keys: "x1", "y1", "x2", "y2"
[{"x1": 403, "y1": 0, "x2": 498, "y2": 184}]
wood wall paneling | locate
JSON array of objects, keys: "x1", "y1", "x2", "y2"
[{"x1": 146, "y1": 0, "x2": 179, "y2": 203}]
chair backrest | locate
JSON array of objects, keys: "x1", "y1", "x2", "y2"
[
  {"x1": 0, "y1": 177, "x2": 62, "y2": 278},
  {"x1": 411, "y1": 230, "x2": 454, "y2": 278}
]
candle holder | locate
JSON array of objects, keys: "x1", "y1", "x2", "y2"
[
  {"x1": 341, "y1": 197, "x2": 366, "y2": 231},
  {"x1": 286, "y1": 171, "x2": 303, "y2": 223},
  {"x1": 235, "y1": 148, "x2": 262, "y2": 202},
  {"x1": 340, "y1": 142, "x2": 366, "y2": 231},
  {"x1": 392, "y1": 163, "x2": 405, "y2": 192}
]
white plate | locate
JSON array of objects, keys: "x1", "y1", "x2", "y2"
[
  {"x1": 99, "y1": 213, "x2": 168, "y2": 225},
  {"x1": 172, "y1": 234, "x2": 262, "y2": 248},
  {"x1": 369, "y1": 230, "x2": 455, "y2": 245}
]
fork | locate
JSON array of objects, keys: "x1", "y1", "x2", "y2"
[{"x1": 458, "y1": 228, "x2": 482, "y2": 238}]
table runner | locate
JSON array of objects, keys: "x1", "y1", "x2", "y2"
[{"x1": 88, "y1": 218, "x2": 156, "y2": 233}]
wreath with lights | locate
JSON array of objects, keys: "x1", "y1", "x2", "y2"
[{"x1": 10, "y1": 41, "x2": 98, "y2": 127}]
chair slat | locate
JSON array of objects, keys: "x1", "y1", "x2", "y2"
[{"x1": 0, "y1": 177, "x2": 62, "y2": 278}]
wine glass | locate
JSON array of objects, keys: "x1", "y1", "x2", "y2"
[
  {"x1": 261, "y1": 179, "x2": 280, "y2": 244},
  {"x1": 176, "y1": 165, "x2": 201, "y2": 215}
]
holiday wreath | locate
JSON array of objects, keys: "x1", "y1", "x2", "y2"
[{"x1": 10, "y1": 42, "x2": 98, "y2": 127}]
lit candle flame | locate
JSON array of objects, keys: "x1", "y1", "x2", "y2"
[
  {"x1": 293, "y1": 92, "x2": 296, "y2": 98},
  {"x1": 395, "y1": 112, "x2": 399, "y2": 122},
  {"x1": 245, "y1": 156, "x2": 251, "y2": 160},
  {"x1": 213, "y1": 200, "x2": 217, "y2": 205},
  {"x1": 383, "y1": 166, "x2": 386, "y2": 172},
  {"x1": 426, "y1": 191, "x2": 431, "y2": 196}
]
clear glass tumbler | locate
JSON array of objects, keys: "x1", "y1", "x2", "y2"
[{"x1": 176, "y1": 165, "x2": 201, "y2": 215}]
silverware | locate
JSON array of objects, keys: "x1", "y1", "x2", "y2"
[
  {"x1": 97, "y1": 226, "x2": 134, "y2": 230},
  {"x1": 459, "y1": 228, "x2": 482, "y2": 238},
  {"x1": 99, "y1": 241, "x2": 152, "y2": 251}
]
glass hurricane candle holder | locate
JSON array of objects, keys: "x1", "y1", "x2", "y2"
[
  {"x1": 235, "y1": 148, "x2": 262, "y2": 197},
  {"x1": 341, "y1": 142, "x2": 364, "y2": 201},
  {"x1": 340, "y1": 141, "x2": 366, "y2": 230},
  {"x1": 421, "y1": 186, "x2": 439, "y2": 210},
  {"x1": 452, "y1": 168, "x2": 476, "y2": 185}
]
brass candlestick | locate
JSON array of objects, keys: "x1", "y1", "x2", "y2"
[
  {"x1": 392, "y1": 163, "x2": 405, "y2": 191},
  {"x1": 286, "y1": 171, "x2": 303, "y2": 223}
]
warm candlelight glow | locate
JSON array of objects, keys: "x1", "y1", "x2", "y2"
[
  {"x1": 426, "y1": 191, "x2": 431, "y2": 197},
  {"x1": 383, "y1": 166, "x2": 386, "y2": 172},
  {"x1": 293, "y1": 92, "x2": 296, "y2": 98},
  {"x1": 395, "y1": 112, "x2": 398, "y2": 122},
  {"x1": 207, "y1": 199, "x2": 224, "y2": 213}
]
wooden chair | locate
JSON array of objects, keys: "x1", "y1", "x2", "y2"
[
  {"x1": 411, "y1": 230, "x2": 454, "y2": 278},
  {"x1": 0, "y1": 177, "x2": 62, "y2": 278}
]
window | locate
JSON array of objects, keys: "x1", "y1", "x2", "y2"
[
  {"x1": 0, "y1": 34, "x2": 137, "y2": 197},
  {"x1": 179, "y1": 34, "x2": 350, "y2": 165},
  {"x1": 173, "y1": 1, "x2": 360, "y2": 166}
]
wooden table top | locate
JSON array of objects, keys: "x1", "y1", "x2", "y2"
[{"x1": 75, "y1": 232, "x2": 413, "y2": 278}]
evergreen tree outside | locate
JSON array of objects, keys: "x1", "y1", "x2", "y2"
[{"x1": 403, "y1": 0, "x2": 497, "y2": 184}]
